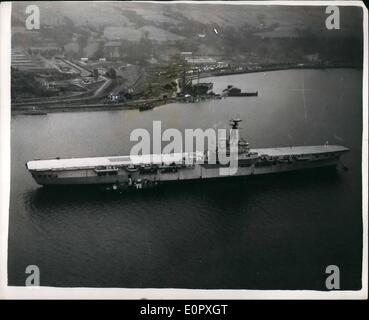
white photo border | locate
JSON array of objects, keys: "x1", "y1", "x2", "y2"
[{"x1": 0, "y1": 0, "x2": 367, "y2": 299}]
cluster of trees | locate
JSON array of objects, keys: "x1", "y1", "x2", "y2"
[
  {"x1": 105, "y1": 68, "x2": 117, "y2": 79},
  {"x1": 11, "y1": 69, "x2": 54, "y2": 100},
  {"x1": 14, "y1": 7, "x2": 362, "y2": 68},
  {"x1": 119, "y1": 37, "x2": 154, "y2": 65},
  {"x1": 146, "y1": 14, "x2": 362, "y2": 66}
]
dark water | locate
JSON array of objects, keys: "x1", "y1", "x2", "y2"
[{"x1": 8, "y1": 69, "x2": 363, "y2": 289}]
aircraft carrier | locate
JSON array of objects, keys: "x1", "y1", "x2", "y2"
[{"x1": 26, "y1": 118, "x2": 349, "y2": 191}]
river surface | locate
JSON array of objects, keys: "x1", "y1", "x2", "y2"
[{"x1": 8, "y1": 69, "x2": 363, "y2": 289}]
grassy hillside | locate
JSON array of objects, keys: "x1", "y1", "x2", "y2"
[{"x1": 12, "y1": 2, "x2": 363, "y2": 65}]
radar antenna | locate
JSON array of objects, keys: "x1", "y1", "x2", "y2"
[{"x1": 229, "y1": 117, "x2": 242, "y2": 130}]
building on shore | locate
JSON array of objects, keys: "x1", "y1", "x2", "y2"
[
  {"x1": 12, "y1": 50, "x2": 56, "y2": 73},
  {"x1": 184, "y1": 56, "x2": 216, "y2": 65},
  {"x1": 192, "y1": 82, "x2": 213, "y2": 95},
  {"x1": 103, "y1": 41, "x2": 124, "y2": 60},
  {"x1": 27, "y1": 45, "x2": 63, "y2": 58}
]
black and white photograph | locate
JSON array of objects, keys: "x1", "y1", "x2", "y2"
[{"x1": 0, "y1": 0, "x2": 367, "y2": 299}]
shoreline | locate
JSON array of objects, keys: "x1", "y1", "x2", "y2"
[
  {"x1": 203, "y1": 64, "x2": 362, "y2": 78},
  {"x1": 12, "y1": 65, "x2": 362, "y2": 115}
]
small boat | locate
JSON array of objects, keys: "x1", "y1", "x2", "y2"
[
  {"x1": 223, "y1": 85, "x2": 258, "y2": 97},
  {"x1": 21, "y1": 111, "x2": 48, "y2": 115},
  {"x1": 228, "y1": 91, "x2": 258, "y2": 97},
  {"x1": 21, "y1": 106, "x2": 47, "y2": 115}
]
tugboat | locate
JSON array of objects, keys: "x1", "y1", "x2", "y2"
[
  {"x1": 26, "y1": 117, "x2": 349, "y2": 191},
  {"x1": 223, "y1": 85, "x2": 258, "y2": 97},
  {"x1": 21, "y1": 106, "x2": 48, "y2": 116}
]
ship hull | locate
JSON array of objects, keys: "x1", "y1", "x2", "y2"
[{"x1": 28, "y1": 156, "x2": 343, "y2": 187}]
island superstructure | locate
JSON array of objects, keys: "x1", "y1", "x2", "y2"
[{"x1": 26, "y1": 118, "x2": 349, "y2": 190}]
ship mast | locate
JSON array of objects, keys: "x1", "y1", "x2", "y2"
[{"x1": 228, "y1": 117, "x2": 250, "y2": 154}]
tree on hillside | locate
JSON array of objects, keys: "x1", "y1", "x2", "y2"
[{"x1": 106, "y1": 67, "x2": 117, "y2": 79}]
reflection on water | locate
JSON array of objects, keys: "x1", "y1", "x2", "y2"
[
  {"x1": 27, "y1": 167, "x2": 342, "y2": 209},
  {"x1": 9, "y1": 69, "x2": 363, "y2": 289}
]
